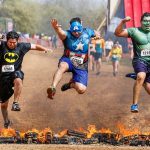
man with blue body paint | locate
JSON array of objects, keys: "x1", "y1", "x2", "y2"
[{"x1": 47, "y1": 17, "x2": 96, "y2": 99}]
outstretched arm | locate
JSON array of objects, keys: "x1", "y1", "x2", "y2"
[
  {"x1": 51, "y1": 19, "x2": 67, "y2": 41},
  {"x1": 114, "y1": 17, "x2": 131, "y2": 37},
  {"x1": 30, "y1": 44, "x2": 52, "y2": 53}
]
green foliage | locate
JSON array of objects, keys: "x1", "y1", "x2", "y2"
[
  {"x1": 0, "y1": 0, "x2": 107, "y2": 35},
  {"x1": 0, "y1": 0, "x2": 42, "y2": 34}
]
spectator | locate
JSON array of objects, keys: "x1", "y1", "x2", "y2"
[{"x1": 105, "y1": 38, "x2": 113, "y2": 56}]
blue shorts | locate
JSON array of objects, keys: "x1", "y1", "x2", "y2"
[
  {"x1": 94, "y1": 52, "x2": 102, "y2": 60},
  {"x1": 133, "y1": 59, "x2": 150, "y2": 83},
  {"x1": 59, "y1": 57, "x2": 88, "y2": 86},
  {"x1": 111, "y1": 55, "x2": 120, "y2": 62}
]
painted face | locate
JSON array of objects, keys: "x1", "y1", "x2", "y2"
[
  {"x1": 71, "y1": 31, "x2": 81, "y2": 38},
  {"x1": 7, "y1": 38, "x2": 18, "y2": 49},
  {"x1": 141, "y1": 16, "x2": 150, "y2": 32}
]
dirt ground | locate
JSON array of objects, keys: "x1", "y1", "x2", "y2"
[
  {"x1": 0, "y1": 49, "x2": 150, "y2": 149},
  {"x1": 0, "y1": 144, "x2": 150, "y2": 150}
]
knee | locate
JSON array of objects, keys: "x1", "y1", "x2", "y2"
[
  {"x1": 76, "y1": 86, "x2": 86, "y2": 94},
  {"x1": 58, "y1": 62, "x2": 69, "y2": 73},
  {"x1": 136, "y1": 74, "x2": 145, "y2": 84},
  {"x1": 1, "y1": 102, "x2": 8, "y2": 109}
]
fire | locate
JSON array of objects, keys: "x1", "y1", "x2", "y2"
[
  {"x1": 117, "y1": 123, "x2": 141, "y2": 137},
  {"x1": 57, "y1": 129, "x2": 67, "y2": 138},
  {"x1": 100, "y1": 128, "x2": 112, "y2": 134},
  {"x1": 0, "y1": 128, "x2": 16, "y2": 137},
  {"x1": 37, "y1": 128, "x2": 52, "y2": 143},
  {"x1": 87, "y1": 124, "x2": 99, "y2": 138},
  {"x1": 0, "y1": 123, "x2": 149, "y2": 141}
]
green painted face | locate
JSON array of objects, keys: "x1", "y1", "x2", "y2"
[{"x1": 141, "y1": 16, "x2": 150, "y2": 32}]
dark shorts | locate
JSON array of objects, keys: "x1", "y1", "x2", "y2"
[
  {"x1": 94, "y1": 52, "x2": 102, "y2": 60},
  {"x1": 133, "y1": 60, "x2": 150, "y2": 83},
  {"x1": 59, "y1": 57, "x2": 88, "y2": 86},
  {"x1": 0, "y1": 70, "x2": 24, "y2": 103},
  {"x1": 106, "y1": 49, "x2": 111, "y2": 56}
]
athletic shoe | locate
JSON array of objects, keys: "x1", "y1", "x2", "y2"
[
  {"x1": 4, "y1": 120, "x2": 12, "y2": 129},
  {"x1": 96, "y1": 72, "x2": 100, "y2": 76},
  {"x1": 131, "y1": 104, "x2": 139, "y2": 113},
  {"x1": 47, "y1": 86, "x2": 56, "y2": 99},
  {"x1": 61, "y1": 83, "x2": 71, "y2": 91},
  {"x1": 113, "y1": 72, "x2": 116, "y2": 77},
  {"x1": 11, "y1": 102, "x2": 21, "y2": 111},
  {"x1": 126, "y1": 73, "x2": 137, "y2": 80}
]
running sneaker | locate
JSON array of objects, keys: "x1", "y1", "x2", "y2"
[
  {"x1": 96, "y1": 72, "x2": 100, "y2": 76},
  {"x1": 11, "y1": 102, "x2": 21, "y2": 111},
  {"x1": 4, "y1": 120, "x2": 12, "y2": 129},
  {"x1": 126, "y1": 73, "x2": 137, "y2": 80},
  {"x1": 61, "y1": 82, "x2": 71, "y2": 91},
  {"x1": 47, "y1": 86, "x2": 56, "y2": 99},
  {"x1": 131, "y1": 104, "x2": 139, "y2": 113},
  {"x1": 113, "y1": 72, "x2": 116, "y2": 77}
]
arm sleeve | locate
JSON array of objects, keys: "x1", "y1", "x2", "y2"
[{"x1": 21, "y1": 43, "x2": 31, "y2": 54}]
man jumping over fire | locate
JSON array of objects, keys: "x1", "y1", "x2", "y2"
[
  {"x1": 47, "y1": 17, "x2": 96, "y2": 99},
  {"x1": 115, "y1": 12, "x2": 150, "y2": 113},
  {"x1": 0, "y1": 31, "x2": 51, "y2": 128}
]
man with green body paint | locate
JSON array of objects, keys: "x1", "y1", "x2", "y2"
[{"x1": 115, "y1": 12, "x2": 150, "y2": 113}]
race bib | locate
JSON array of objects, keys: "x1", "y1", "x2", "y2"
[
  {"x1": 141, "y1": 49, "x2": 150, "y2": 56},
  {"x1": 70, "y1": 56, "x2": 84, "y2": 66},
  {"x1": 2, "y1": 65, "x2": 14, "y2": 72}
]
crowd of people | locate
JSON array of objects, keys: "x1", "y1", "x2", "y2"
[{"x1": 88, "y1": 35, "x2": 123, "y2": 77}]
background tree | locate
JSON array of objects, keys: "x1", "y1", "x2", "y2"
[{"x1": 0, "y1": 0, "x2": 107, "y2": 35}]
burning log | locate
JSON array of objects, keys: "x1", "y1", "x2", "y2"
[
  {"x1": 119, "y1": 134, "x2": 150, "y2": 146},
  {"x1": 0, "y1": 126, "x2": 149, "y2": 146},
  {"x1": 15, "y1": 131, "x2": 22, "y2": 143},
  {"x1": 68, "y1": 136, "x2": 83, "y2": 145},
  {"x1": 67, "y1": 130, "x2": 87, "y2": 138},
  {"x1": 24, "y1": 132, "x2": 39, "y2": 144},
  {"x1": 45, "y1": 132, "x2": 53, "y2": 144},
  {"x1": 51, "y1": 135, "x2": 69, "y2": 144},
  {"x1": 83, "y1": 138, "x2": 99, "y2": 144},
  {"x1": 92, "y1": 133, "x2": 119, "y2": 145},
  {"x1": 0, "y1": 137, "x2": 15, "y2": 143}
]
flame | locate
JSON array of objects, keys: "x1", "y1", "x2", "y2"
[
  {"x1": 117, "y1": 123, "x2": 141, "y2": 137},
  {"x1": 0, "y1": 123, "x2": 149, "y2": 141},
  {"x1": 0, "y1": 128, "x2": 16, "y2": 137},
  {"x1": 87, "y1": 124, "x2": 99, "y2": 138},
  {"x1": 38, "y1": 128, "x2": 52, "y2": 143},
  {"x1": 57, "y1": 129, "x2": 67, "y2": 138}
]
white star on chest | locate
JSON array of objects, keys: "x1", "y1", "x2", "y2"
[{"x1": 75, "y1": 42, "x2": 84, "y2": 51}]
